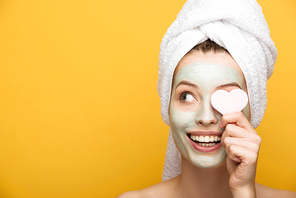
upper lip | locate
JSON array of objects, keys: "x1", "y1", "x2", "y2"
[{"x1": 186, "y1": 131, "x2": 223, "y2": 136}]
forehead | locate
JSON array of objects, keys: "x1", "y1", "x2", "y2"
[
  {"x1": 173, "y1": 51, "x2": 246, "y2": 89},
  {"x1": 174, "y1": 63, "x2": 245, "y2": 89},
  {"x1": 175, "y1": 51, "x2": 243, "y2": 74}
]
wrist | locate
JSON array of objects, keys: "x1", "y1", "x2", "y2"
[{"x1": 231, "y1": 185, "x2": 256, "y2": 198}]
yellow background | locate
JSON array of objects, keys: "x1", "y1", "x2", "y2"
[{"x1": 0, "y1": 0, "x2": 295, "y2": 197}]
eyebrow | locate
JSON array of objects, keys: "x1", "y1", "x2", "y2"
[
  {"x1": 216, "y1": 82, "x2": 242, "y2": 90},
  {"x1": 175, "y1": 81, "x2": 242, "y2": 90},
  {"x1": 176, "y1": 80, "x2": 198, "y2": 89}
]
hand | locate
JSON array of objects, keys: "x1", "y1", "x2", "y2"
[{"x1": 220, "y1": 112, "x2": 261, "y2": 197}]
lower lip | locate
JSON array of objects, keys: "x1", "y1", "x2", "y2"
[{"x1": 187, "y1": 136, "x2": 222, "y2": 152}]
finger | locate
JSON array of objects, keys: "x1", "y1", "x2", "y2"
[
  {"x1": 219, "y1": 112, "x2": 254, "y2": 132},
  {"x1": 221, "y1": 124, "x2": 249, "y2": 146},
  {"x1": 227, "y1": 145, "x2": 242, "y2": 163},
  {"x1": 228, "y1": 145, "x2": 258, "y2": 165},
  {"x1": 221, "y1": 125, "x2": 261, "y2": 145},
  {"x1": 223, "y1": 139, "x2": 254, "y2": 158},
  {"x1": 223, "y1": 137, "x2": 260, "y2": 152},
  {"x1": 222, "y1": 124, "x2": 250, "y2": 138},
  {"x1": 226, "y1": 156, "x2": 238, "y2": 174}
]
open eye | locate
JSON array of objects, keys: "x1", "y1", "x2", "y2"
[{"x1": 180, "y1": 93, "x2": 196, "y2": 102}]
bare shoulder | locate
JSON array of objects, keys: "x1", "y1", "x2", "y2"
[
  {"x1": 256, "y1": 183, "x2": 296, "y2": 198},
  {"x1": 117, "y1": 177, "x2": 179, "y2": 198},
  {"x1": 117, "y1": 191, "x2": 142, "y2": 198}
]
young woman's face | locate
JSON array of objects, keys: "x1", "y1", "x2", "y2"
[{"x1": 169, "y1": 51, "x2": 250, "y2": 168}]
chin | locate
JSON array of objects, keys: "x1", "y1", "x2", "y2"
[{"x1": 186, "y1": 148, "x2": 227, "y2": 168}]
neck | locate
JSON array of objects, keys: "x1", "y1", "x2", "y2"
[{"x1": 176, "y1": 156, "x2": 232, "y2": 198}]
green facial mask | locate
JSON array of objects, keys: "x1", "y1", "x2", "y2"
[{"x1": 170, "y1": 62, "x2": 250, "y2": 168}]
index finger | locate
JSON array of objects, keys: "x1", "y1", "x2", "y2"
[{"x1": 219, "y1": 111, "x2": 254, "y2": 132}]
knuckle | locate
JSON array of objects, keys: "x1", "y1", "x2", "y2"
[
  {"x1": 244, "y1": 152, "x2": 258, "y2": 165},
  {"x1": 225, "y1": 124, "x2": 234, "y2": 131},
  {"x1": 229, "y1": 145, "x2": 235, "y2": 153},
  {"x1": 236, "y1": 111, "x2": 244, "y2": 117},
  {"x1": 257, "y1": 136, "x2": 262, "y2": 143},
  {"x1": 252, "y1": 135, "x2": 262, "y2": 145},
  {"x1": 232, "y1": 111, "x2": 243, "y2": 119},
  {"x1": 249, "y1": 153, "x2": 258, "y2": 162},
  {"x1": 250, "y1": 143, "x2": 260, "y2": 152},
  {"x1": 224, "y1": 137, "x2": 230, "y2": 144}
]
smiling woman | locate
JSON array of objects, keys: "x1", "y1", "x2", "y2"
[
  {"x1": 118, "y1": 39, "x2": 296, "y2": 198},
  {"x1": 0, "y1": 0, "x2": 296, "y2": 197},
  {"x1": 117, "y1": 0, "x2": 296, "y2": 197}
]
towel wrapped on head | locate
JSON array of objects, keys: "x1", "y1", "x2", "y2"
[{"x1": 157, "y1": 0, "x2": 277, "y2": 181}]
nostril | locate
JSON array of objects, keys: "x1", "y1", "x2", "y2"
[
  {"x1": 195, "y1": 106, "x2": 218, "y2": 125},
  {"x1": 196, "y1": 117, "x2": 217, "y2": 125}
]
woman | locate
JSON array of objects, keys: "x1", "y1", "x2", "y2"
[
  {"x1": 118, "y1": 40, "x2": 296, "y2": 198},
  {"x1": 118, "y1": 0, "x2": 296, "y2": 197}
]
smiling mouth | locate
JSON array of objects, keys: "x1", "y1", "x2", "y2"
[{"x1": 187, "y1": 134, "x2": 221, "y2": 147}]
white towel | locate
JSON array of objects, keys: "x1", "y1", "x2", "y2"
[{"x1": 157, "y1": 0, "x2": 277, "y2": 181}]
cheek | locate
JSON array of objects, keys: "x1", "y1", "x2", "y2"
[{"x1": 169, "y1": 104, "x2": 196, "y2": 131}]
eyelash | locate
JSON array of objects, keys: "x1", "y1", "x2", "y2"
[{"x1": 176, "y1": 91, "x2": 197, "y2": 102}]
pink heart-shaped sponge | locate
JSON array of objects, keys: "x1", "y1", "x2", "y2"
[{"x1": 211, "y1": 89, "x2": 248, "y2": 115}]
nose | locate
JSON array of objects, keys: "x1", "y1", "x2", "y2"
[{"x1": 195, "y1": 101, "x2": 218, "y2": 125}]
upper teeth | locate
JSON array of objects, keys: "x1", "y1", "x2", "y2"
[{"x1": 190, "y1": 135, "x2": 221, "y2": 142}]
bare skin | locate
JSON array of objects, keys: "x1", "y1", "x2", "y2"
[
  {"x1": 117, "y1": 51, "x2": 296, "y2": 198},
  {"x1": 118, "y1": 175, "x2": 296, "y2": 198}
]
